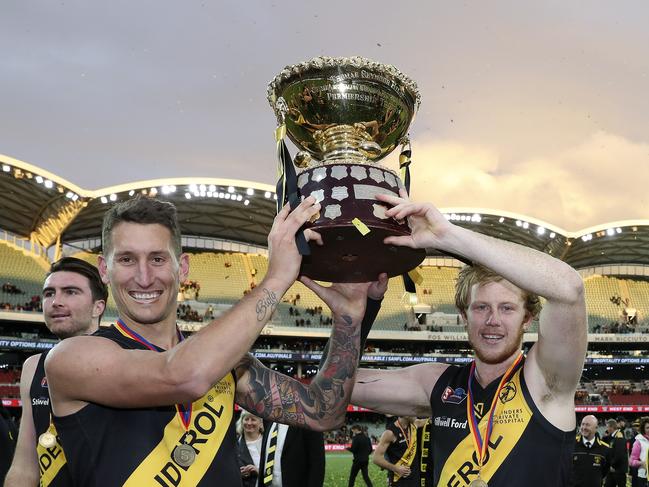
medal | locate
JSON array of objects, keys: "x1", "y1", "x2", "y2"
[
  {"x1": 467, "y1": 353, "x2": 524, "y2": 485},
  {"x1": 173, "y1": 443, "x2": 196, "y2": 467},
  {"x1": 38, "y1": 431, "x2": 57, "y2": 449}
]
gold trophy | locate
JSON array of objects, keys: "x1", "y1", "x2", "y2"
[{"x1": 268, "y1": 56, "x2": 425, "y2": 282}]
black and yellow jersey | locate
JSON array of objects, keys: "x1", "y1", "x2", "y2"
[
  {"x1": 52, "y1": 324, "x2": 241, "y2": 486},
  {"x1": 429, "y1": 358, "x2": 574, "y2": 486},
  {"x1": 31, "y1": 350, "x2": 71, "y2": 486},
  {"x1": 385, "y1": 420, "x2": 420, "y2": 486}
]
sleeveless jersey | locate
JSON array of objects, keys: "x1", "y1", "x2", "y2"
[
  {"x1": 430, "y1": 358, "x2": 574, "y2": 486},
  {"x1": 386, "y1": 420, "x2": 420, "y2": 486},
  {"x1": 30, "y1": 350, "x2": 72, "y2": 486},
  {"x1": 52, "y1": 324, "x2": 241, "y2": 487}
]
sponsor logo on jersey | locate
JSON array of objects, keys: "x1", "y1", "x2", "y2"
[
  {"x1": 434, "y1": 416, "x2": 468, "y2": 430},
  {"x1": 441, "y1": 386, "x2": 467, "y2": 404},
  {"x1": 32, "y1": 397, "x2": 50, "y2": 406},
  {"x1": 41, "y1": 376, "x2": 48, "y2": 388}
]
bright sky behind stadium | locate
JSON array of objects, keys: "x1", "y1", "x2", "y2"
[{"x1": 1, "y1": 1, "x2": 647, "y2": 231}]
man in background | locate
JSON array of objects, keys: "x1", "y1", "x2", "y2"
[
  {"x1": 604, "y1": 417, "x2": 629, "y2": 487},
  {"x1": 571, "y1": 415, "x2": 611, "y2": 487},
  {"x1": 372, "y1": 416, "x2": 419, "y2": 487},
  {"x1": 5, "y1": 257, "x2": 107, "y2": 486},
  {"x1": 347, "y1": 424, "x2": 373, "y2": 487}
]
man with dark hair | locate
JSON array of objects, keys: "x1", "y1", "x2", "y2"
[
  {"x1": 603, "y1": 418, "x2": 629, "y2": 487},
  {"x1": 5, "y1": 257, "x2": 108, "y2": 486},
  {"x1": 373, "y1": 416, "x2": 419, "y2": 486},
  {"x1": 44, "y1": 196, "x2": 374, "y2": 485},
  {"x1": 347, "y1": 424, "x2": 374, "y2": 487},
  {"x1": 350, "y1": 193, "x2": 587, "y2": 486}
]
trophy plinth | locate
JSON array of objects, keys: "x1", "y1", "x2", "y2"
[{"x1": 268, "y1": 56, "x2": 425, "y2": 282}]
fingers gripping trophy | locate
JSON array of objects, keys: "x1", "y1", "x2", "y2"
[{"x1": 268, "y1": 56, "x2": 425, "y2": 283}]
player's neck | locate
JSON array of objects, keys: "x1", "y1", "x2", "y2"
[
  {"x1": 474, "y1": 352, "x2": 520, "y2": 387},
  {"x1": 118, "y1": 315, "x2": 180, "y2": 350}
]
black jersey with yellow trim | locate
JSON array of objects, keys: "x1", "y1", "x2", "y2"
[
  {"x1": 52, "y1": 324, "x2": 241, "y2": 487},
  {"x1": 31, "y1": 350, "x2": 72, "y2": 487},
  {"x1": 429, "y1": 357, "x2": 575, "y2": 487},
  {"x1": 385, "y1": 420, "x2": 420, "y2": 487}
]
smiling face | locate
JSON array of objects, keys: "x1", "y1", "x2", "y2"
[
  {"x1": 99, "y1": 222, "x2": 188, "y2": 327},
  {"x1": 242, "y1": 414, "x2": 263, "y2": 438},
  {"x1": 42, "y1": 271, "x2": 104, "y2": 339},
  {"x1": 463, "y1": 280, "x2": 532, "y2": 365},
  {"x1": 580, "y1": 415, "x2": 598, "y2": 440}
]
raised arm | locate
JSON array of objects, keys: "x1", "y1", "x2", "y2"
[
  {"x1": 235, "y1": 281, "x2": 370, "y2": 431},
  {"x1": 379, "y1": 193, "x2": 587, "y2": 417},
  {"x1": 46, "y1": 198, "x2": 321, "y2": 414},
  {"x1": 4, "y1": 355, "x2": 40, "y2": 487}
]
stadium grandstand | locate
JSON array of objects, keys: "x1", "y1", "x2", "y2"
[{"x1": 2, "y1": 152, "x2": 649, "y2": 435}]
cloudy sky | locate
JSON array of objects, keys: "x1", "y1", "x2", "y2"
[{"x1": 1, "y1": 1, "x2": 647, "y2": 231}]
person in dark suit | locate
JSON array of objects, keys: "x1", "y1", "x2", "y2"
[
  {"x1": 237, "y1": 410, "x2": 264, "y2": 487},
  {"x1": 257, "y1": 421, "x2": 325, "y2": 487},
  {"x1": 603, "y1": 418, "x2": 629, "y2": 487},
  {"x1": 571, "y1": 415, "x2": 612, "y2": 487},
  {"x1": 347, "y1": 424, "x2": 373, "y2": 487}
]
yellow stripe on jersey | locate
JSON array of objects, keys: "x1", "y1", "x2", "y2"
[
  {"x1": 37, "y1": 423, "x2": 67, "y2": 487},
  {"x1": 123, "y1": 373, "x2": 235, "y2": 486},
  {"x1": 437, "y1": 369, "x2": 533, "y2": 486}
]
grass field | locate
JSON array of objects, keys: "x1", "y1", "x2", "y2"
[{"x1": 324, "y1": 451, "x2": 388, "y2": 487}]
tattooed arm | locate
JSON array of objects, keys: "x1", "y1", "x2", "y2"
[{"x1": 235, "y1": 282, "x2": 370, "y2": 431}]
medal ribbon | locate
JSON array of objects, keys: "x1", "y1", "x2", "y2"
[
  {"x1": 115, "y1": 319, "x2": 192, "y2": 428},
  {"x1": 466, "y1": 353, "x2": 524, "y2": 470}
]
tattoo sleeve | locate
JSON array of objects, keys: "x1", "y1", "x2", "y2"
[{"x1": 236, "y1": 314, "x2": 360, "y2": 428}]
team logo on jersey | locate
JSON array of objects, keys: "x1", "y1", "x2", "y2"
[
  {"x1": 498, "y1": 380, "x2": 517, "y2": 404},
  {"x1": 441, "y1": 386, "x2": 467, "y2": 404},
  {"x1": 41, "y1": 376, "x2": 48, "y2": 388}
]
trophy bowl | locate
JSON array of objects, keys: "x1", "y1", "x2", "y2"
[{"x1": 268, "y1": 56, "x2": 426, "y2": 282}]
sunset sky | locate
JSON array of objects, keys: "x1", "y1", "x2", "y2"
[{"x1": 1, "y1": 0, "x2": 647, "y2": 231}]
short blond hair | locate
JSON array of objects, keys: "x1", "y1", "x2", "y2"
[{"x1": 455, "y1": 264, "x2": 542, "y2": 318}]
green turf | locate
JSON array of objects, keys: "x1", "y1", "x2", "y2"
[{"x1": 324, "y1": 451, "x2": 387, "y2": 486}]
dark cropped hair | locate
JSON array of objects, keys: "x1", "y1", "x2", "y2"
[
  {"x1": 101, "y1": 196, "x2": 182, "y2": 256},
  {"x1": 47, "y1": 257, "x2": 108, "y2": 303}
]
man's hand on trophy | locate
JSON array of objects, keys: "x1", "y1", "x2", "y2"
[
  {"x1": 267, "y1": 196, "x2": 322, "y2": 284},
  {"x1": 298, "y1": 277, "x2": 370, "y2": 326},
  {"x1": 368, "y1": 272, "x2": 388, "y2": 301},
  {"x1": 376, "y1": 190, "x2": 453, "y2": 251}
]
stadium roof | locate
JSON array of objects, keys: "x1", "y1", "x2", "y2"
[{"x1": 1, "y1": 153, "x2": 648, "y2": 270}]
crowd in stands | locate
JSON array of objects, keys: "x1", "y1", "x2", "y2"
[
  {"x1": 1, "y1": 283, "x2": 23, "y2": 295},
  {"x1": 289, "y1": 305, "x2": 333, "y2": 327},
  {"x1": 177, "y1": 303, "x2": 204, "y2": 322},
  {"x1": 593, "y1": 321, "x2": 645, "y2": 334},
  {"x1": 179, "y1": 279, "x2": 201, "y2": 299},
  {"x1": 0, "y1": 296, "x2": 42, "y2": 312}
]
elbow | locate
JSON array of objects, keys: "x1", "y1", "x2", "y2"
[
  {"x1": 559, "y1": 267, "x2": 585, "y2": 305},
  {"x1": 164, "y1": 362, "x2": 214, "y2": 403}
]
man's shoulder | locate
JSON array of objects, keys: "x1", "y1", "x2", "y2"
[{"x1": 596, "y1": 438, "x2": 611, "y2": 448}]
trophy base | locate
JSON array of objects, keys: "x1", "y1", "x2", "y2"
[{"x1": 300, "y1": 225, "x2": 426, "y2": 283}]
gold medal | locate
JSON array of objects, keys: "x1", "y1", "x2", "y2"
[
  {"x1": 173, "y1": 443, "x2": 196, "y2": 467},
  {"x1": 38, "y1": 432, "x2": 57, "y2": 449},
  {"x1": 469, "y1": 478, "x2": 488, "y2": 487}
]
